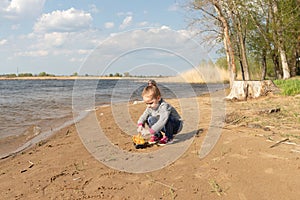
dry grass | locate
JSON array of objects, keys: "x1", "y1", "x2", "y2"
[{"x1": 161, "y1": 64, "x2": 229, "y2": 83}]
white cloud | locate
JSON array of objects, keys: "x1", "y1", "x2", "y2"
[
  {"x1": 24, "y1": 30, "x2": 102, "y2": 60},
  {"x1": 104, "y1": 22, "x2": 114, "y2": 29},
  {"x1": 0, "y1": 0, "x2": 45, "y2": 20},
  {"x1": 43, "y1": 32, "x2": 68, "y2": 47},
  {"x1": 117, "y1": 12, "x2": 133, "y2": 17},
  {"x1": 86, "y1": 27, "x2": 196, "y2": 58},
  {"x1": 33, "y1": 8, "x2": 92, "y2": 33},
  {"x1": 138, "y1": 21, "x2": 149, "y2": 27},
  {"x1": 119, "y1": 16, "x2": 132, "y2": 29},
  {"x1": 0, "y1": 39, "x2": 8, "y2": 45},
  {"x1": 70, "y1": 57, "x2": 85, "y2": 62},
  {"x1": 82, "y1": 27, "x2": 210, "y2": 76},
  {"x1": 15, "y1": 50, "x2": 48, "y2": 57},
  {"x1": 1, "y1": 23, "x2": 211, "y2": 75},
  {"x1": 77, "y1": 49, "x2": 91, "y2": 55}
]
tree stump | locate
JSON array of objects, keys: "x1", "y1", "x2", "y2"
[{"x1": 225, "y1": 80, "x2": 279, "y2": 101}]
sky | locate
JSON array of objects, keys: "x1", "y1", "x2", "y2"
[{"x1": 0, "y1": 0, "x2": 220, "y2": 76}]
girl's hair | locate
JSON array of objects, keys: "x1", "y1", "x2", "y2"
[
  {"x1": 147, "y1": 79, "x2": 157, "y2": 86},
  {"x1": 142, "y1": 85, "x2": 161, "y2": 99}
]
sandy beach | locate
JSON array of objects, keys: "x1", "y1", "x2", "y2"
[{"x1": 0, "y1": 91, "x2": 300, "y2": 199}]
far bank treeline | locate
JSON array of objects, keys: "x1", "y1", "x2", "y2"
[
  {"x1": 0, "y1": 72, "x2": 161, "y2": 78},
  {"x1": 190, "y1": 0, "x2": 300, "y2": 85},
  {"x1": 1, "y1": 72, "x2": 56, "y2": 78}
]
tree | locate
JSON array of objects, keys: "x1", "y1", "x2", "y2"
[
  {"x1": 189, "y1": 0, "x2": 299, "y2": 81},
  {"x1": 123, "y1": 72, "x2": 130, "y2": 77},
  {"x1": 38, "y1": 72, "x2": 47, "y2": 76},
  {"x1": 192, "y1": 0, "x2": 237, "y2": 87},
  {"x1": 226, "y1": 0, "x2": 250, "y2": 80},
  {"x1": 114, "y1": 73, "x2": 122, "y2": 77},
  {"x1": 270, "y1": 0, "x2": 290, "y2": 79},
  {"x1": 189, "y1": 0, "x2": 300, "y2": 83},
  {"x1": 72, "y1": 72, "x2": 78, "y2": 76}
]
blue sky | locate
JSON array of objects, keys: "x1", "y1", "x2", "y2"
[{"x1": 0, "y1": 0, "x2": 219, "y2": 76}]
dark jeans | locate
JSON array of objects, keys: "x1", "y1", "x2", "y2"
[{"x1": 147, "y1": 116, "x2": 182, "y2": 139}]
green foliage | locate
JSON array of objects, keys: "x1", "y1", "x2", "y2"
[
  {"x1": 18, "y1": 73, "x2": 33, "y2": 77},
  {"x1": 38, "y1": 72, "x2": 54, "y2": 77},
  {"x1": 72, "y1": 72, "x2": 78, "y2": 76},
  {"x1": 215, "y1": 57, "x2": 228, "y2": 70},
  {"x1": 114, "y1": 73, "x2": 123, "y2": 77},
  {"x1": 38, "y1": 72, "x2": 47, "y2": 76},
  {"x1": 1, "y1": 74, "x2": 17, "y2": 78},
  {"x1": 190, "y1": 0, "x2": 299, "y2": 80},
  {"x1": 274, "y1": 78, "x2": 300, "y2": 96}
]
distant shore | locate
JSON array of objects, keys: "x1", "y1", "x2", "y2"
[
  {"x1": 0, "y1": 65, "x2": 230, "y2": 83},
  {"x1": 0, "y1": 76, "x2": 207, "y2": 83},
  {"x1": 0, "y1": 76, "x2": 178, "y2": 81},
  {"x1": 0, "y1": 76, "x2": 129, "y2": 80}
]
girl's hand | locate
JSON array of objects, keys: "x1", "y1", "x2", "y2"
[
  {"x1": 141, "y1": 129, "x2": 151, "y2": 137},
  {"x1": 137, "y1": 126, "x2": 144, "y2": 133}
]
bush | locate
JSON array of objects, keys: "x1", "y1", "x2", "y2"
[
  {"x1": 18, "y1": 73, "x2": 33, "y2": 77},
  {"x1": 38, "y1": 72, "x2": 55, "y2": 77}
]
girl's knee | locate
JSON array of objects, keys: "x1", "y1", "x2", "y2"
[{"x1": 147, "y1": 116, "x2": 158, "y2": 126}]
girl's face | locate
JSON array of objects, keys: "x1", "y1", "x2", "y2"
[{"x1": 143, "y1": 95, "x2": 160, "y2": 110}]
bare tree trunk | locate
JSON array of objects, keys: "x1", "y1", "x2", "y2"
[
  {"x1": 261, "y1": 49, "x2": 267, "y2": 80},
  {"x1": 296, "y1": 35, "x2": 300, "y2": 75},
  {"x1": 234, "y1": 37, "x2": 245, "y2": 80},
  {"x1": 214, "y1": 2, "x2": 236, "y2": 87},
  {"x1": 272, "y1": 0, "x2": 290, "y2": 79},
  {"x1": 297, "y1": 35, "x2": 300, "y2": 75},
  {"x1": 238, "y1": 29, "x2": 250, "y2": 80},
  {"x1": 249, "y1": 9, "x2": 270, "y2": 80},
  {"x1": 288, "y1": 33, "x2": 300, "y2": 77},
  {"x1": 279, "y1": 48, "x2": 290, "y2": 79},
  {"x1": 290, "y1": 36, "x2": 299, "y2": 77},
  {"x1": 222, "y1": 36, "x2": 232, "y2": 80},
  {"x1": 269, "y1": 0, "x2": 282, "y2": 79},
  {"x1": 238, "y1": 50, "x2": 245, "y2": 80},
  {"x1": 290, "y1": 54, "x2": 297, "y2": 77},
  {"x1": 231, "y1": 0, "x2": 250, "y2": 80},
  {"x1": 272, "y1": 50, "x2": 282, "y2": 79}
]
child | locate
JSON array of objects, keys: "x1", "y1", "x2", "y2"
[{"x1": 137, "y1": 85, "x2": 183, "y2": 145}]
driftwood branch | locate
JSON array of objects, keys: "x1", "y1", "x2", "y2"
[{"x1": 270, "y1": 138, "x2": 289, "y2": 148}]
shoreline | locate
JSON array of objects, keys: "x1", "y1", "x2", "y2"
[
  {"x1": 0, "y1": 109, "x2": 90, "y2": 160},
  {"x1": 0, "y1": 98, "x2": 122, "y2": 160}
]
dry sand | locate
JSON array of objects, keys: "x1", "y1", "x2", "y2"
[{"x1": 0, "y1": 91, "x2": 300, "y2": 199}]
